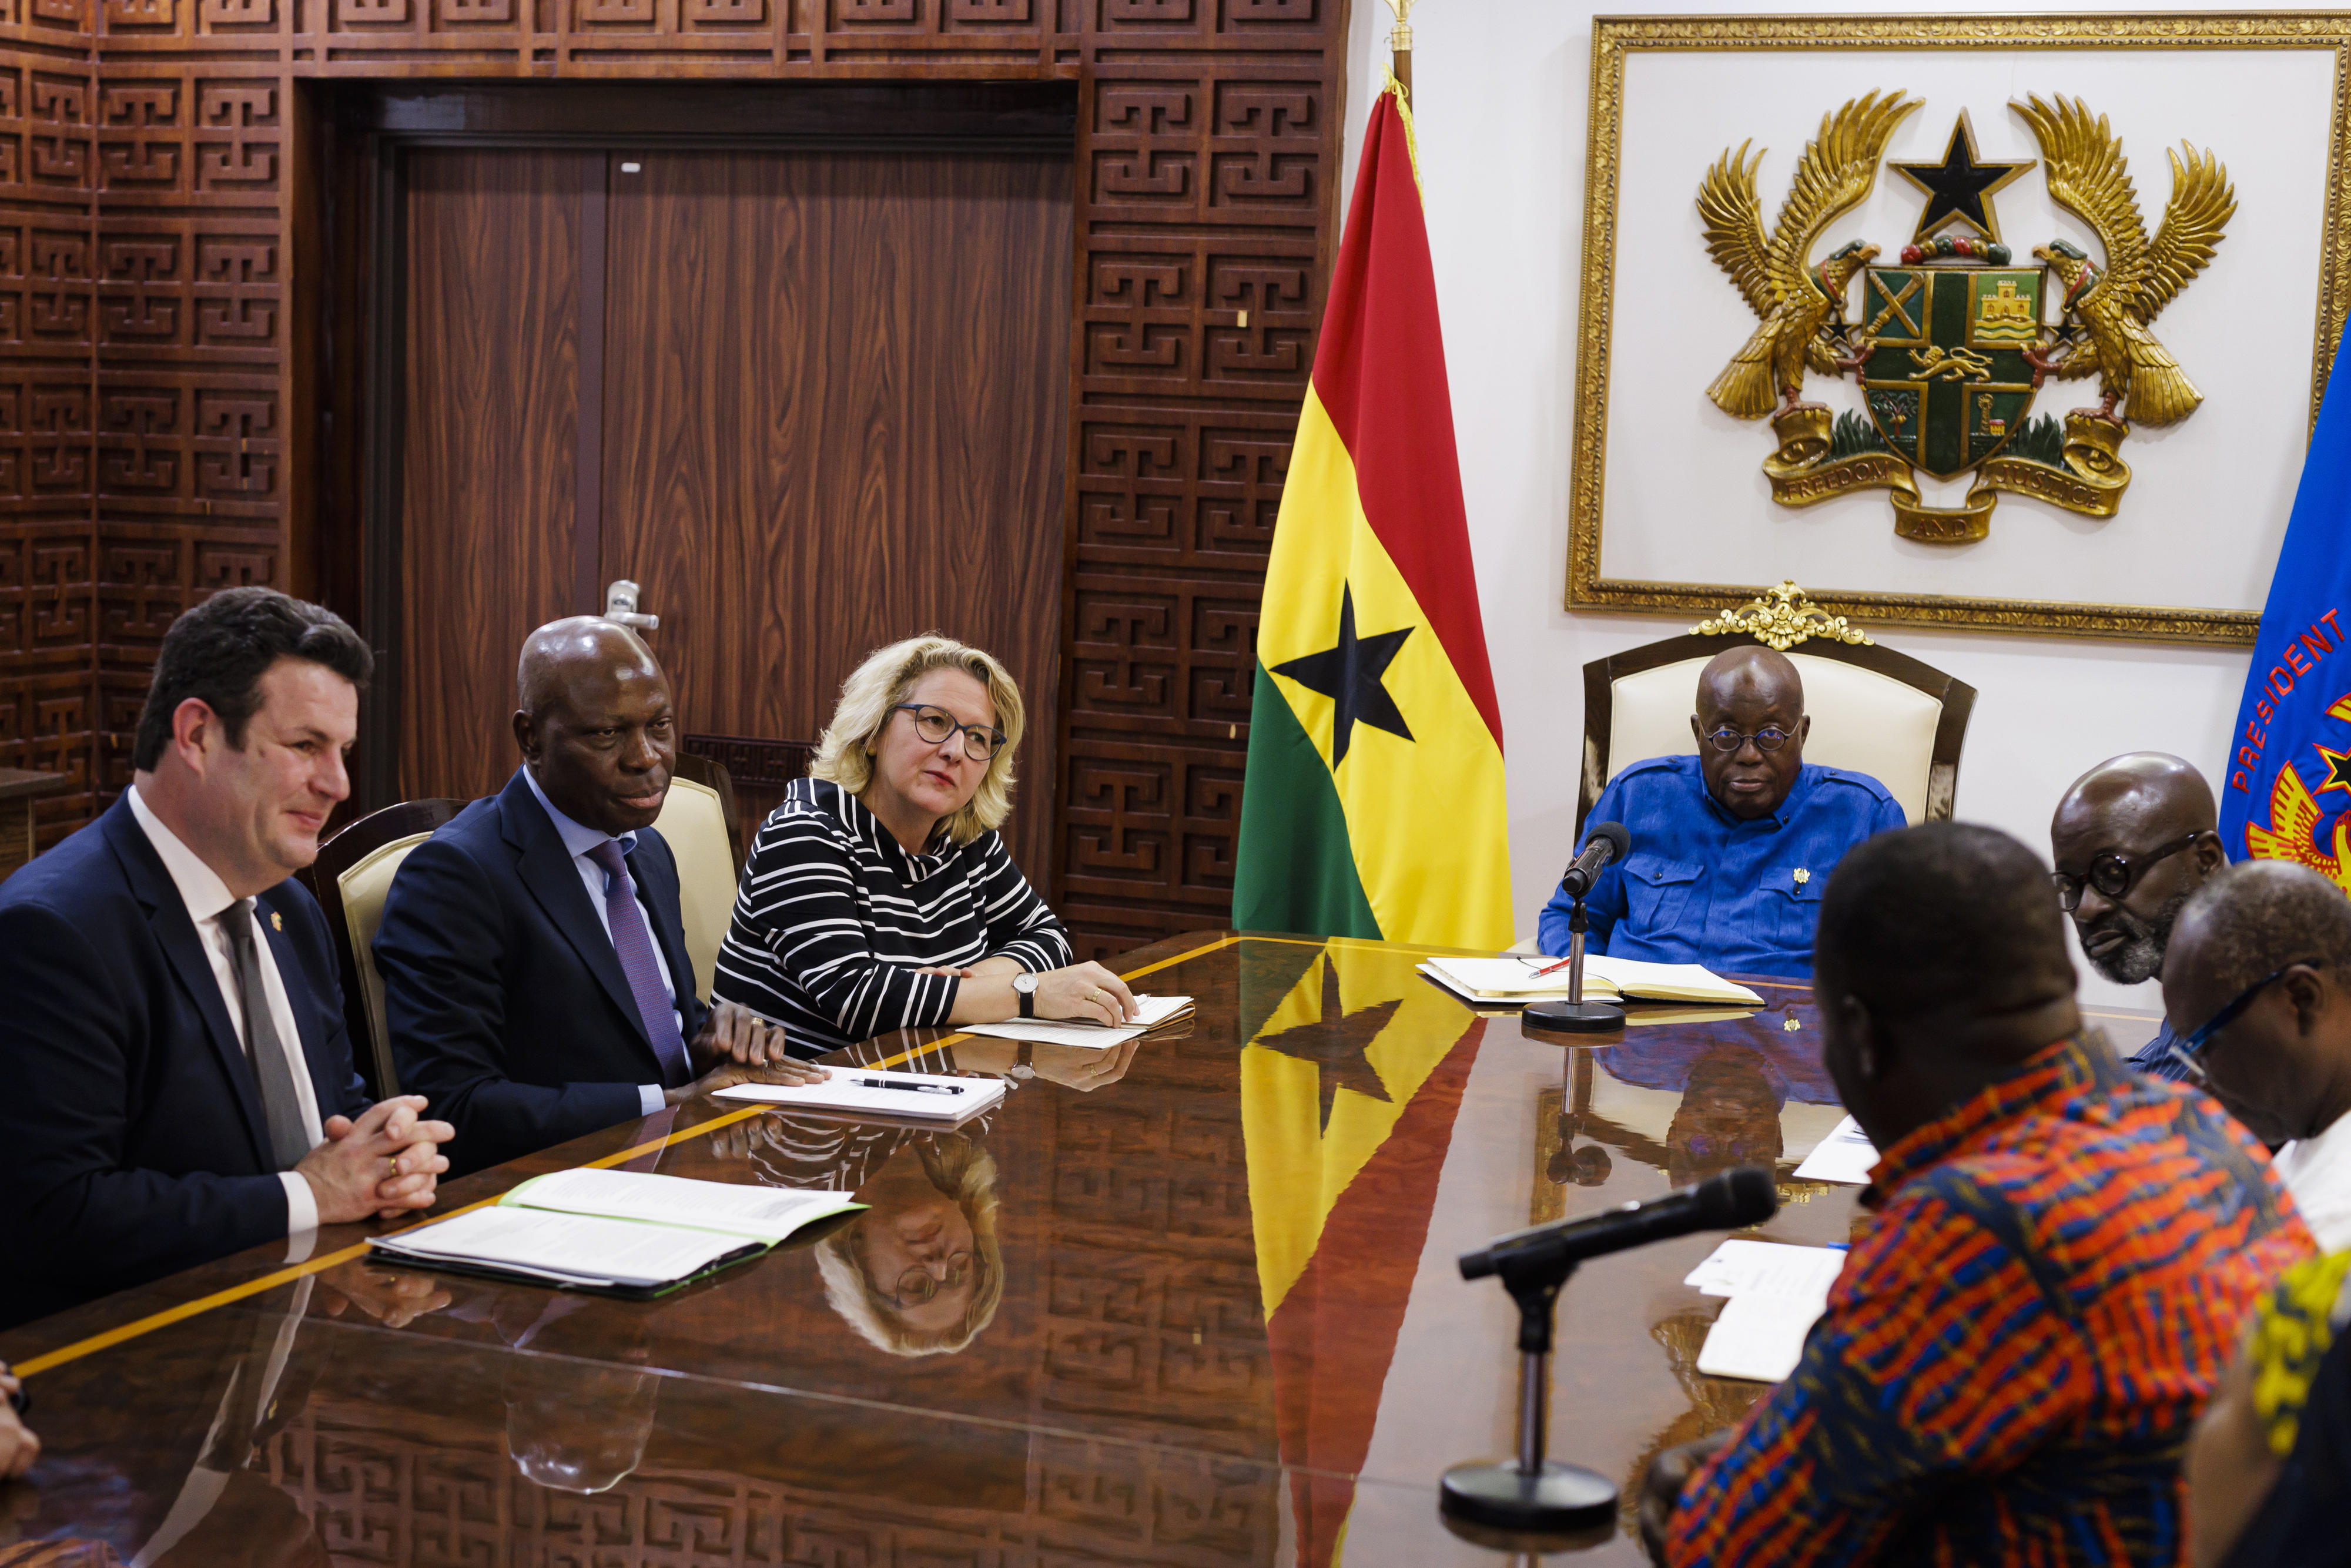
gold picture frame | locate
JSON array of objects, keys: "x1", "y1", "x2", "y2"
[{"x1": 1568, "y1": 13, "x2": 2351, "y2": 646}]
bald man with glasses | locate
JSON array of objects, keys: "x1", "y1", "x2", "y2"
[
  {"x1": 2161, "y1": 860, "x2": 2351, "y2": 1248},
  {"x1": 1539, "y1": 646, "x2": 1905, "y2": 979},
  {"x1": 2050, "y1": 752, "x2": 2231, "y2": 1083}
]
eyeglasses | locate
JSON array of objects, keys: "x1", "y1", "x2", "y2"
[
  {"x1": 2049, "y1": 831, "x2": 2203, "y2": 913},
  {"x1": 881, "y1": 1249, "x2": 973, "y2": 1307},
  {"x1": 1702, "y1": 725, "x2": 1794, "y2": 753},
  {"x1": 895, "y1": 703, "x2": 1008, "y2": 762},
  {"x1": 2166, "y1": 959, "x2": 2320, "y2": 1083}
]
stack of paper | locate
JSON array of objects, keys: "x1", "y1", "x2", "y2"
[
  {"x1": 367, "y1": 1168, "x2": 863, "y2": 1295},
  {"x1": 1791, "y1": 1115, "x2": 1880, "y2": 1185},
  {"x1": 960, "y1": 993, "x2": 1195, "y2": 1050},
  {"x1": 1416, "y1": 955, "x2": 1763, "y2": 1009},
  {"x1": 1686, "y1": 1239, "x2": 1848, "y2": 1383},
  {"x1": 714, "y1": 1067, "x2": 1007, "y2": 1121},
  {"x1": 1688, "y1": 1241, "x2": 1848, "y2": 1382}
]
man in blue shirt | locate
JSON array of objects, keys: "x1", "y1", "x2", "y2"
[
  {"x1": 2048, "y1": 752, "x2": 2226, "y2": 1082},
  {"x1": 1539, "y1": 646, "x2": 1905, "y2": 978}
]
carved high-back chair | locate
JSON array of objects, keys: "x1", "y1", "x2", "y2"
[{"x1": 1580, "y1": 582, "x2": 1977, "y2": 835}]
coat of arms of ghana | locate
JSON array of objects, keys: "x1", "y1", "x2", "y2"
[{"x1": 1699, "y1": 92, "x2": 2235, "y2": 543}]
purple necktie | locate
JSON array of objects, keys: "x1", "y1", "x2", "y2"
[{"x1": 585, "y1": 839, "x2": 691, "y2": 1087}]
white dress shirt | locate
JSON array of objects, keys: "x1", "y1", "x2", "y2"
[
  {"x1": 2276, "y1": 1110, "x2": 2351, "y2": 1252},
  {"x1": 126, "y1": 783, "x2": 323, "y2": 1235},
  {"x1": 521, "y1": 768, "x2": 683, "y2": 1114}
]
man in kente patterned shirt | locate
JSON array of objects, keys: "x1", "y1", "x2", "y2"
[{"x1": 1639, "y1": 822, "x2": 2313, "y2": 1566}]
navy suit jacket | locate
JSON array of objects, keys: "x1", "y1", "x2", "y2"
[
  {"x1": 376, "y1": 769, "x2": 710, "y2": 1176},
  {"x1": 0, "y1": 795, "x2": 369, "y2": 1331}
]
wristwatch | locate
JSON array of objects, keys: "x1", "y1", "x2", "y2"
[
  {"x1": 1013, "y1": 971, "x2": 1038, "y2": 1018},
  {"x1": 1009, "y1": 1040, "x2": 1037, "y2": 1081}
]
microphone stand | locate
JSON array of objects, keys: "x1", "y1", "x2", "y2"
[
  {"x1": 1438, "y1": 1247, "x2": 1617, "y2": 1531},
  {"x1": 1523, "y1": 892, "x2": 1625, "y2": 1034}
]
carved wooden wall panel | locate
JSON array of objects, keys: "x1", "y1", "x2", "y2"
[
  {"x1": 1, "y1": 1, "x2": 95, "y2": 850},
  {"x1": 1, "y1": 0, "x2": 1343, "y2": 948}
]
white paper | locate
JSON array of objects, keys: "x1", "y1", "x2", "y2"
[
  {"x1": 508, "y1": 1168, "x2": 854, "y2": 1243},
  {"x1": 1683, "y1": 1239, "x2": 1848, "y2": 1301},
  {"x1": 1696, "y1": 1292, "x2": 1830, "y2": 1383},
  {"x1": 713, "y1": 1066, "x2": 1007, "y2": 1121},
  {"x1": 1791, "y1": 1115, "x2": 1880, "y2": 1185},
  {"x1": 960, "y1": 993, "x2": 1193, "y2": 1049},
  {"x1": 1578, "y1": 956, "x2": 1765, "y2": 1007},
  {"x1": 371, "y1": 1207, "x2": 751, "y2": 1289}
]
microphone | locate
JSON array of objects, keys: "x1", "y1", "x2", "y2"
[
  {"x1": 1459, "y1": 1165, "x2": 1777, "y2": 1281},
  {"x1": 1559, "y1": 820, "x2": 1630, "y2": 900}
]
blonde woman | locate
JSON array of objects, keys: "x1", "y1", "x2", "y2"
[{"x1": 714, "y1": 635, "x2": 1137, "y2": 1057}]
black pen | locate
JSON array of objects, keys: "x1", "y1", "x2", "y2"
[{"x1": 853, "y1": 1076, "x2": 964, "y2": 1096}]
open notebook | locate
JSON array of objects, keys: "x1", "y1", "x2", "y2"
[
  {"x1": 1418, "y1": 956, "x2": 1763, "y2": 1009},
  {"x1": 367, "y1": 1168, "x2": 863, "y2": 1296},
  {"x1": 960, "y1": 993, "x2": 1195, "y2": 1050}
]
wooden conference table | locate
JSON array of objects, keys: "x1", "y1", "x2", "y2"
[{"x1": 0, "y1": 932, "x2": 2161, "y2": 1566}]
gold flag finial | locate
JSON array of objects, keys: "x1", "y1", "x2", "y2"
[
  {"x1": 1382, "y1": 0, "x2": 1416, "y2": 104},
  {"x1": 1689, "y1": 581, "x2": 1874, "y2": 652}
]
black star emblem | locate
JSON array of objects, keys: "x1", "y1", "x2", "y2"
[
  {"x1": 1892, "y1": 111, "x2": 2034, "y2": 244},
  {"x1": 1254, "y1": 957, "x2": 1396, "y2": 1135},
  {"x1": 2318, "y1": 744, "x2": 2351, "y2": 796},
  {"x1": 1270, "y1": 584, "x2": 1415, "y2": 768}
]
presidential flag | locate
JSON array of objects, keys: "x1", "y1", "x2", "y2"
[
  {"x1": 1233, "y1": 78, "x2": 1513, "y2": 949},
  {"x1": 2223, "y1": 333, "x2": 2351, "y2": 884}
]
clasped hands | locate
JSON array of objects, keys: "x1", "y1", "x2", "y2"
[{"x1": 294, "y1": 1094, "x2": 454, "y2": 1224}]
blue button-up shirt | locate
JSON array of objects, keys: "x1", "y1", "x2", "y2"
[
  {"x1": 1539, "y1": 755, "x2": 1907, "y2": 979},
  {"x1": 2125, "y1": 1017, "x2": 2195, "y2": 1083}
]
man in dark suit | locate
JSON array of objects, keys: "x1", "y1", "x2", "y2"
[
  {"x1": 0, "y1": 589, "x2": 454, "y2": 1331},
  {"x1": 376, "y1": 618, "x2": 819, "y2": 1176}
]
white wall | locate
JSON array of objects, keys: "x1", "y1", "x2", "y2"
[{"x1": 1339, "y1": 0, "x2": 2299, "y2": 1011}]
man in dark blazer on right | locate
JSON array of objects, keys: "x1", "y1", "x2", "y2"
[{"x1": 376, "y1": 618, "x2": 821, "y2": 1175}]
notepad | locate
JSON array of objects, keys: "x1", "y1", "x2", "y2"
[
  {"x1": 961, "y1": 993, "x2": 1195, "y2": 1050},
  {"x1": 713, "y1": 1066, "x2": 1008, "y2": 1122},
  {"x1": 366, "y1": 1168, "x2": 863, "y2": 1295},
  {"x1": 1417, "y1": 956, "x2": 1764, "y2": 1009},
  {"x1": 1687, "y1": 1239, "x2": 1848, "y2": 1383},
  {"x1": 1791, "y1": 1115, "x2": 1880, "y2": 1185}
]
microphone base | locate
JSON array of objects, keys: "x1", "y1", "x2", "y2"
[
  {"x1": 1438, "y1": 1459, "x2": 1617, "y2": 1533},
  {"x1": 1522, "y1": 999, "x2": 1626, "y2": 1034}
]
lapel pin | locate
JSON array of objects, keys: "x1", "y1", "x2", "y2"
[
  {"x1": 270, "y1": 910, "x2": 283, "y2": 932},
  {"x1": 1793, "y1": 867, "x2": 1810, "y2": 885}
]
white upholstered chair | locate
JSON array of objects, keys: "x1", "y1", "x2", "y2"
[
  {"x1": 1579, "y1": 585, "x2": 1977, "y2": 836},
  {"x1": 652, "y1": 770, "x2": 740, "y2": 1006}
]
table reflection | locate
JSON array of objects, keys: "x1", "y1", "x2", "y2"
[{"x1": 0, "y1": 936, "x2": 2031, "y2": 1567}]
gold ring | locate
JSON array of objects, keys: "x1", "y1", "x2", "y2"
[{"x1": 384, "y1": 1156, "x2": 399, "y2": 1178}]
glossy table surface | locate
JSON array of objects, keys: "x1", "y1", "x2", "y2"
[{"x1": 1, "y1": 932, "x2": 2161, "y2": 1566}]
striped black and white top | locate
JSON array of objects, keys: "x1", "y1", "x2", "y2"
[{"x1": 713, "y1": 777, "x2": 1073, "y2": 1057}]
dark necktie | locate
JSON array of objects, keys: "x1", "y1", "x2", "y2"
[
  {"x1": 217, "y1": 899, "x2": 314, "y2": 1171},
  {"x1": 584, "y1": 839, "x2": 691, "y2": 1086}
]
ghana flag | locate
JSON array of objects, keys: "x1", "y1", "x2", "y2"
[{"x1": 1235, "y1": 78, "x2": 1512, "y2": 950}]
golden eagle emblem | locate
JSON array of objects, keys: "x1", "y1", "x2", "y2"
[
  {"x1": 1699, "y1": 91, "x2": 1923, "y2": 419},
  {"x1": 1696, "y1": 92, "x2": 2233, "y2": 544},
  {"x1": 2012, "y1": 94, "x2": 2236, "y2": 427}
]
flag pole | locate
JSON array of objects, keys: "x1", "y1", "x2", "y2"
[{"x1": 1384, "y1": 0, "x2": 1414, "y2": 105}]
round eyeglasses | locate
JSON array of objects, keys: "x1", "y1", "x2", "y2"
[
  {"x1": 1702, "y1": 725, "x2": 1794, "y2": 753},
  {"x1": 883, "y1": 1249, "x2": 973, "y2": 1307},
  {"x1": 2050, "y1": 830, "x2": 2203, "y2": 913},
  {"x1": 895, "y1": 703, "x2": 1009, "y2": 762}
]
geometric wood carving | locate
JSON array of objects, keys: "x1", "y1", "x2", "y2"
[{"x1": 0, "y1": 0, "x2": 1344, "y2": 953}]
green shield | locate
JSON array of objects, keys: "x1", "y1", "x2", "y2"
[{"x1": 1858, "y1": 266, "x2": 2045, "y2": 480}]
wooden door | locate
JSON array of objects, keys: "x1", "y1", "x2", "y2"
[
  {"x1": 397, "y1": 149, "x2": 592, "y2": 805},
  {"x1": 394, "y1": 143, "x2": 1072, "y2": 890},
  {"x1": 600, "y1": 149, "x2": 1071, "y2": 886}
]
